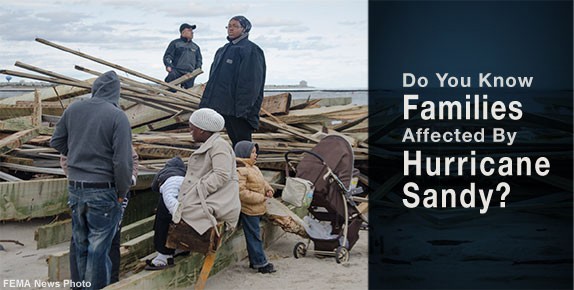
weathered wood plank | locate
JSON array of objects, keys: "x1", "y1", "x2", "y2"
[
  {"x1": 35, "y1": 219, "x2": 72, "y2": 249},
  {"x1": 0, "y1": 128, "x2": 39, "y2": 154},
  {"x1": 0, "y1": 174, "x2": 155, "y2": 221},
  {"x1": 105, "y1": 221, "x2": 284, "y2": 289},
  {"x1": 261, "y1": 93, "x2": 291, "y2": 115},
  {"x1": 0, "y1": 178, "x2": 69, "y2": 221},
  {"x1": 0, "y1": 84, "x2": 89, "y2": 105}
]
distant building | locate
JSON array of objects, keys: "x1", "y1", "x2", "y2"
[{"x1": 264, "y1": 80, "x2": 312, "y2": 90}]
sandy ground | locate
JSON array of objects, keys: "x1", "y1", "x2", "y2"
[
  {"x1": 0, "y1": 218, "x2": 69, "y2": 290},
  {"x1": 204, "y1": 231, "x2": 368, "y2": 290},
  {"x1": 0, "y1": 219, "x2": 368, "y2": 290}
]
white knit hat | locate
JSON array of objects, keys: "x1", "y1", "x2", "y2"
[{"x1": 189, "y1": 108, "x2": 225, "y2": 132}]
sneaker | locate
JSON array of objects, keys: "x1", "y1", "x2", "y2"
[{"x1": 257, "y1": 263, "x2": 276, "y2": 274}]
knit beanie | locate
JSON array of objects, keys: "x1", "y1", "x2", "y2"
[
  {"x1": 230, "y1": 15, "x2": 252, "y2": 33},
  {"x1": 189, "y1": 108, "x2": 225, "y2": 132},
  {"x1": 234, "y1": 140, "x2": 259, "y2": 159}
]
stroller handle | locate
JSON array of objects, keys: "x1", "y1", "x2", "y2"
[
  {"x1": 284, "y1": 149, "x2": 328, "y2": 177},
  {"x1": 284, "y1": 149, "x2": 326, "y2": 163}
]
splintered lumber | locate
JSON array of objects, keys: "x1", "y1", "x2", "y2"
[
  {"x1": 276, "y1": 104, "x2": 367, "y2": 125},
  {"x1": 132, "y1": 112, "x2": 191, "y2": 134},
  {"x1": 0, "y1": 128, "x2": 39, "y2": 154},
  {"x1": 261, "y1": 93, "x2": 291, "y2": 115},
  {"x1": 0, "y1": 162, "x2": 65, "y2": 175},
  {"x1": 47, "y1": 217, "x2": 156, "y2": 282},
  {"x1": 0, "y1": 178, "x2": 68, "y2": 221},
  {"x1": 0, "y1": 83, "x2": 89, "y2": 105},
  {"x1": 0, "y1": 173, "x2": 156, "y2": 221},
  {"x1": 124, "y1": 103, "x2": 175, "y2": 128},
  {"x1": 35, "y1": 38, "x2": 201, "y2": 98},
  {"x1": 134, "y1": 144, "x2": 194, "y2": 159},
  {"x1": 0, "y1": 171, "x2": 22, "y2": 181},
  {"x1": 169, "y1": 68, "x2": 203, "y2": 86},
  {"x1": 35, "y1": 219, "x2": 72, "y2": 249}
]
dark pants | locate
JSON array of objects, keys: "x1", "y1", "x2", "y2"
[
  {"x1": 240, "y1": 213, "x2": 269, "y2": 268},
  {"x1": 153, "y1": 196, "x2": 176, "y2": 255},
  {"x1": 165, "y1": 69, "x2": 195, "y2": 89},
  {"x1": 70, "y1": 228, "x2": 121, "y2": 289},
  {"x1": 222, "y1": 115, "x2": 253, "y2": 148}
]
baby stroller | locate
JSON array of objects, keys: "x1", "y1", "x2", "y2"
[{"x1": 284, "y1": 135, "x2": 368, "y2": 263}]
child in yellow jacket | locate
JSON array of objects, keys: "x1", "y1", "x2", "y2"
[{"x1": 235, "y1": 140, "x2": 276, "y2": 274}]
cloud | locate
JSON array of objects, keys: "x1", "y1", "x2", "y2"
[
  {"x1": 280, "y1": 26, "x2": 310, "y2": 33},
  {"x1": 253, "y1": 35, "x2": 333, "y2": 51}
]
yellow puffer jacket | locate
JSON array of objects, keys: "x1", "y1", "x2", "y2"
[{"x1": 236, "y1": 158, "x2": 274, "y2": 216}]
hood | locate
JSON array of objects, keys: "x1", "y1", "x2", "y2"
[
  {"x1": 151, "y1": 156, "x2": 187, "y2": 192},
  {"x1": 91, "y1": 70, "x2": 121, "y2": 106}
]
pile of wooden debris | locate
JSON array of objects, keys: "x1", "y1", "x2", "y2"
[{"x1": 0, "y1": 38, "x2": 368, "y2": 221}]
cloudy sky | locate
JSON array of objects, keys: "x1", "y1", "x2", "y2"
[{"x1": 0, "y1": 0, "x2": 367, "y2": 89}]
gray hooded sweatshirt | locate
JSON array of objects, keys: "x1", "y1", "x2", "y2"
[{"x1": 50, "y1": 71, "x2": 133, "y2": 198}]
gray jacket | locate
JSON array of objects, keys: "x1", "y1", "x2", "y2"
[
  {"x1": 50, "y1": 71, "x2": 133, "y2": 198},
  {"x1": 163, "y1": 37, "x2": 202, "y2": 73}
]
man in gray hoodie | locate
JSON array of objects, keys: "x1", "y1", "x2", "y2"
[{"x1": 50, "y1": 70, "x2": 133, "y2": 290}]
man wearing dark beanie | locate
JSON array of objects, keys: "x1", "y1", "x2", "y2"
[
  {"x1": 163, "y1": 23, "x2": 202, "y2": 89},
  {"x1": 199, "y1": 15, "x2": 266, "y2": 147}
]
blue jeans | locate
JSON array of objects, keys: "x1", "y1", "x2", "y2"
[
  {"x1": 240, "y1": 213, "x2": 268, "y2": 268},
  {"x1": 68, "y1": 187, "x2": 121, "y2": 290}
]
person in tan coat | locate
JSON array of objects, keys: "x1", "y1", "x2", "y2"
[
  {"x1": 235, "y1": 140, "x2": 276, "y2": 274},
  {"x1": 172, "y1": 108, "x2": 241, "y2": 238}
]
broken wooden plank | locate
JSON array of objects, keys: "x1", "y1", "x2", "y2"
[
  {"x1": 0, "y1": 83, "x2": 90, "y2": 105},
  {"x1": 0, "y1": 178, "x2": 69, "y2": 221},
  {"x1": 0, "y1": 170, "x2": 22, "y2": 181},
  {"x1": 0, "y1": 128, "x2": 39, "y2": 154},
  {"x1": 0, "y1": 162, "x2": 65, "y2": 175},
  {"x1": 104, "y1": 221, "x2": 284, "y2": 290},
  {"x1": 35, "y1": 38, "x2": 200, "y2": 98},
  {"x1": 261, "y1": 93, "x2": 291, "y2": 115},
  {"x1": 276, "y1": 104, "x2": 367, "y2": 125},
  {"x1": 35, "y1": 219, "x2": 72, "y2": 249}
]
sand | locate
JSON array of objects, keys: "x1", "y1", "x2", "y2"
[
  {"x1": 0, "y1": 218, "x2": 69, "y2": 290},
  {"x1": 204, "y1": 232, "x2": 368, "y2": 290},
  {"x1": 0, "y1": 219, "x2": 368, "y2": 290}
]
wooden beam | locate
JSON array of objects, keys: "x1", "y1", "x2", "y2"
[
  {"x1": 0, "y1": 174, "x2": 156, "y2": 221},
  {"x1": 35, "y1": 38, "x2": 200, "y2": 98},
  {"x1": 0, "y1": 178, "x2": 69, "y2": 221},
  {"x1": 261, "y1": 93, "x2": 291, "y2": 116},
  {"x1": 0, "y1": 128, "x2": 39, "y2": 154},
  {"x1": 0, "y1": 83, "x2": 89, "y2": 105},
  {"x1": 104, "y1": 221, "x2": 284, "y2": 289},
  {"x1": 35, "y1": 219, "x2": 72, "y2": 249},
  {"x1": 0, "y1": 162, "x2": 65, "y2": 175}
]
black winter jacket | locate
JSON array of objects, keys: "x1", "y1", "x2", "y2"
[
  {"x1": 163, "y1": 37, "x2": 202, "y2": 73},
  {"x1": 199, "y1": 34, "x2": 266, "y2": 129}
]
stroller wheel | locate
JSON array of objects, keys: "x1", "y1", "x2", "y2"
[
  {"x1": 293, "y1": 242, "x2": 307, "y2": 259},
  {"x1": 335, "y1": 246, "x2": 350, "y2": 264}
]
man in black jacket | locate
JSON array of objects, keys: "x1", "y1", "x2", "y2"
[
  {"x1": 199, "y1": 15, "x2": 266, "y2": 147},
  {"x1": 163, "y1": 23, "x2": 202, "y2": 89}
]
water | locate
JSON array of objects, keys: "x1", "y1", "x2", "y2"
[{"x1": 264, "y1": 89, "x2": 368, "y2": 106}]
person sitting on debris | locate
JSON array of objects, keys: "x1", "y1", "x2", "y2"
[
  {"x1": 234, "y1": 140, "x2": 276, "y2": 274},
  {"x1": 163, "y1": 23, "x2": 202, "y2": 89},
  {"x1": 172, "y1": 108, "x2": 241, "y2": 246},
  {"x1": 145, "y1": 156, "x2": 186, "y2": 270}
]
